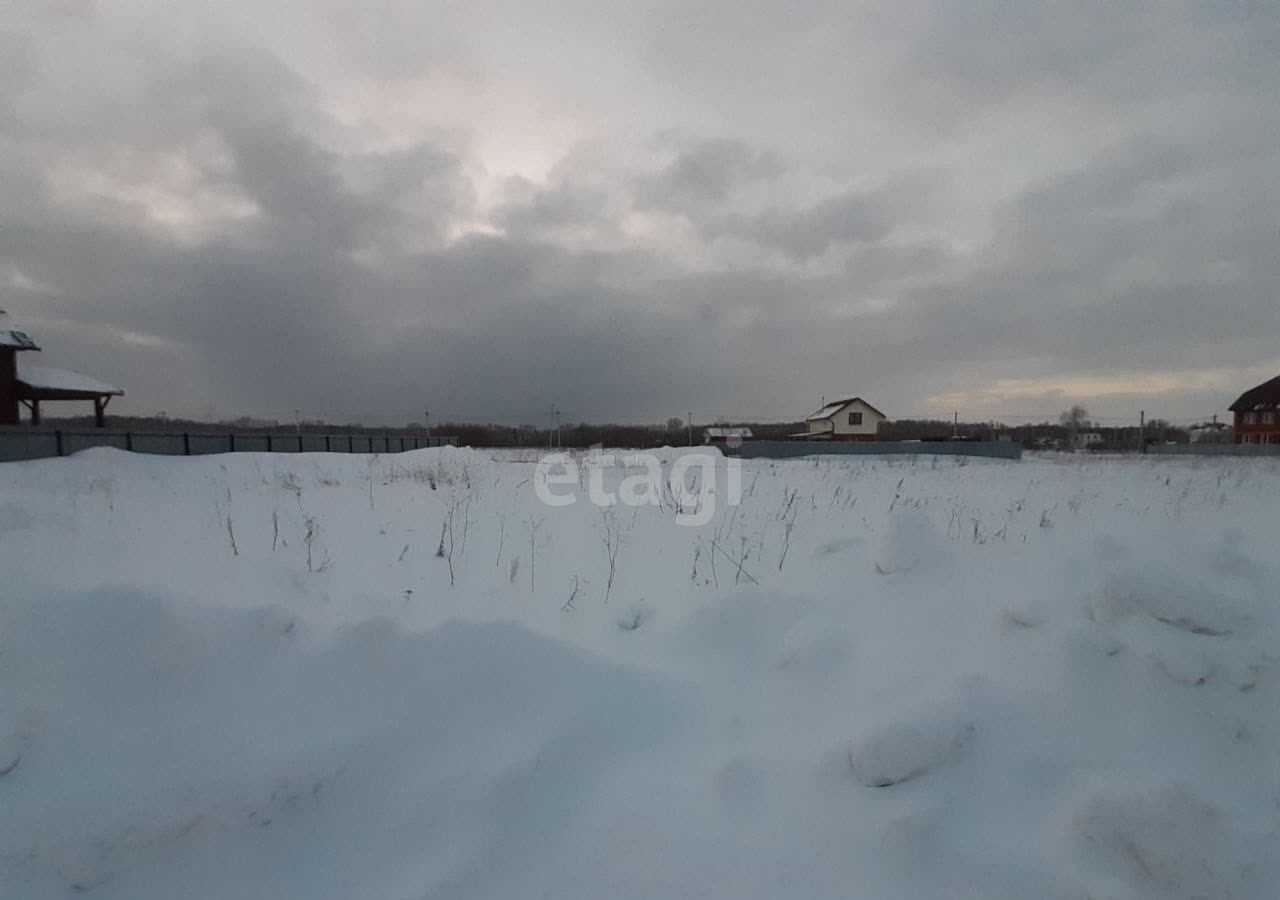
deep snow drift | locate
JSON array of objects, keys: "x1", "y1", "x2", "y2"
[{"x1": 1, "y1": 447, "x2": 1277, "y2": 899}]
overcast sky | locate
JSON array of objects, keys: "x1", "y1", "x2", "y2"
[{"x1": 2, "y1": 1, "x2": 1277, "y2": 426}]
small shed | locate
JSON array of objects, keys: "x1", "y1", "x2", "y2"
[
  {"x1": 17, "y1": 364, "x2": 124, "y2": 427},
  {"x1": 0, "y1": 310, "x2": 123, "y2": 427},
  {"x1": 704, "y1": 426, "x2": 753, "y2": 446}
]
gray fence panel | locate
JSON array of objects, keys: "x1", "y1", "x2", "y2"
[
  {"x1": 1147, "y1": 442, "x2": 1280, "y2": 457},
  {"x1": 188, "y1": 434, "x2": 233, "y2": 455},
  {"x1": 232, "y1": 435, "x2": 269, "y2": 453},
  {"x1": 130, "y1": 433, "x2": 187, "y2": 455},
  {"x1": 62, "y1": 431, "x2": 130, "y2": 455},
  {"x1": 0, "y1": 430, "x2": 60, "y2": 462},
  {"x1": 738, "y1": 440, "x2": 1022, "y2": 461},
  {"x1": 0, "y1": 429, "x2": 457, "y2": 462}
]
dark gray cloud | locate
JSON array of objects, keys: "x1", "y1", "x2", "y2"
[
  {"x1": 1, "y1": 2, "x2": 1276, "y2": 426},
  {"x1": 636, "y1": 137, "x2": 782, "y2": 207}
]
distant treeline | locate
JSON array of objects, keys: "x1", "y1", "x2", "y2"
[
  {"x1": 881, "y1": 418, "x2": 1194, "y2": 448},
  {"x1": 34, "y1": 413, "x2": 804, "y2": 448},
  {"x1": 38, "y1": 414, "x2": 1197, "y2": 449}
]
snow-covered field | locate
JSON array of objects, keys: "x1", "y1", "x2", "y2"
[{"x1": 1, "y1": 447, "x2": 1278, "y2": 899}]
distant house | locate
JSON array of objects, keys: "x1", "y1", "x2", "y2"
[
  {"x1": 0, "y1": 310, "x2": 123, "y2": 427},
  {"x1": 703, "y1": 426, "x2": 752, "y2": 447},
  {"x1": 1188, "y1": 420, "x2": 1232, "y2": 444},
  {"x1": 1229, "y1": 375, "x2": 1280, "y2": 444},
  {"x1": 1072, "y1": 431, "x2": 1104, "y2": 451},
  {"x1": 793, "y1": 397, "x2": 886, "y2": 441}
]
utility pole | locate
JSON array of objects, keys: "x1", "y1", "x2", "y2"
[
  {"x1": 953, "y1": 411, "x2": 958, "y2": 439},
  {"x1": 424, "y1": 410, "x2": 430, "y2": 441},
  {"x1": 295, "y1": 408, "x2": 301, "y2": 436},
  {"x1": 688, "y1": 411, "x2": 693, "y2": 447},
  {"x1": 1139, "y1": 410, "x2": 1145, "y2": 455}
]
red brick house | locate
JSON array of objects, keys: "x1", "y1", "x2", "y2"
[{"x1": 1229, "y1": 375, "x2": 1280, "y2": 445}]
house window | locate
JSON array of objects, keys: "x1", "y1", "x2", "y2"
[
  {"x1": 1244, "y1": 412, "x2": 1257, "y2": 425},
  {"x1": 1264, "y1": 412, "x2": 1275, "y2": 425},
  {"x1": 849, "y1": 412, "x2": 863, "y2": 426}
]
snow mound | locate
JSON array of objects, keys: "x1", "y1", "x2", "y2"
[
  {"x1": 0, "y1": 588, "x2": 685, "y2": 899},
  {"x1": 848, "y1": 708, "x2": 975, "y2": 787}
]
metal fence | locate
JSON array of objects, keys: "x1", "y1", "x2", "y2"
[
  {"x1": 1145, "y1": 442, "x2": 1280, "y2": 457},
  {"x1": 737, "y1": 440, "x2": 1023, "y2": 460},
  {"x1": 0, "y1": 428, "x2": 458, "y2": 463}
]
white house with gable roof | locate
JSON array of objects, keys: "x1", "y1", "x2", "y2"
[{"x1": 792, "y1": 396, "x2": 886, "y2": 441}]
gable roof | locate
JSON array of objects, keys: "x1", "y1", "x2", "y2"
[
  {"x1": 0, "y1": 310, "x2": 40, "y2": 351},
  {"x1": 1229, "y1": 374, "x2": 1280, "y2": 412},
  {"x1": 805, "y1": 396, "x2": 886, "y2": 421}
]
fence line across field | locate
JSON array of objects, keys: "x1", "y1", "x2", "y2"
[
  {"x1": 736, "y1": 440, "x2": 1025, "y2": 460},
  {"x1": 0, "y1": 428, "x2": 459, "y2": 463}
]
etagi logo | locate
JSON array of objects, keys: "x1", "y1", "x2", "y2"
[{"x1": 534, "y1": 450, "x2": 741, "y2": 526}]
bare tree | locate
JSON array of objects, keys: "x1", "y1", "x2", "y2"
[{"x1": 1059, "y1": 405, "x2": 1090, "y2": 450}]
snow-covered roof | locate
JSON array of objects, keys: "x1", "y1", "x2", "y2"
[
  {"x1": 704, "y1": 426, "x2": 753, "y2": 439},
  {"x1": 805, "y1": 396, "x2": 887, "y2": 421},
  {"x1": 17, "y1": 364, "x2": 123, "y2": 396},
  {"x1": 1229, "y1": 374, "x2": 1280, "y2": 412},
  {"x1": 806, "y1": 401, "x2": 848, "y2": 422},
  {"x1": 0, "y1": 310, "x2": 40, "y2": 350}
]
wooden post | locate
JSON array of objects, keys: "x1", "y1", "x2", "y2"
[
  {"x1": 55, "y1": 430, "x2": 64, "y2": 457},
  {"x1": 266, "y1": 434, "x2": 273, "y2": 452},
  {"x1": 94, "y1": 397, "x2": 105, "y2": 428},
  {"x1": 229, "y1": 433, "x2": 236, "y2": 452},
  {"x1": 183, "y1": 432, "x2": 191, "y2": 455},
  {"x1": 30, "y1": 399, "x2": 40, "y2": 426}
]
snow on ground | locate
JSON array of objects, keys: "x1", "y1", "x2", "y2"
[{"x1": 1, "y1": 447, "x2": 1278, "y2": 899}]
